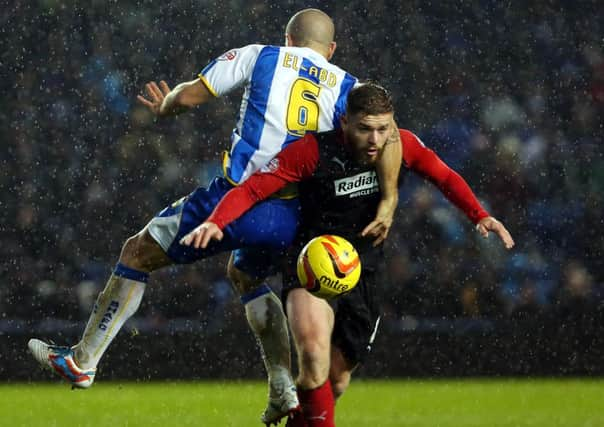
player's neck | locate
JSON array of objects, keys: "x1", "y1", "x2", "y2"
[{"x1": 296, "y1": 41, "x2": 330, "y2": 59}]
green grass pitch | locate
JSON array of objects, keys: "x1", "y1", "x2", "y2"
[{"x1": 1, "y1": 379, "x2": 602, "y2": 426}]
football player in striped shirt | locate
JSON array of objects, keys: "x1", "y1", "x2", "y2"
[{"x1": 28, "y1": 8, "x2": 401, "y2": 426}]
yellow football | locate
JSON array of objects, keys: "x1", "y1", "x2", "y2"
[{"x1": 296, "y1": 235, "x2": 361, "y2": 299}]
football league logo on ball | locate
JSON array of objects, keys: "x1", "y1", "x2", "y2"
[{"x1": 296, "y1": 235, "x2": 361, "y2": 299}]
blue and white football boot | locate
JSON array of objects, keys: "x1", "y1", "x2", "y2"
[{"x1": 28, "y1": 338, "x2": 96, "y2": 389}]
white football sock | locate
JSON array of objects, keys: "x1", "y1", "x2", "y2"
[
  {"x1": 73, "y1": 263, "x2": 147, "y2": 369},
  {"x1": 243, "y1": 284, "x2": 294, "y2": 395}
]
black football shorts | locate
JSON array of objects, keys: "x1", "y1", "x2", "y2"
[{"x1": 282, "y1": 239, "x2": 384, "y2": 365}]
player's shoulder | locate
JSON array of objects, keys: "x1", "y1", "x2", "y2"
[
  {"x1": 238, "y1": 43, "x2": 267, "y2": 51},
  {"x1": 295, "y1": 132, "x2": 322, "y2": 154},
  {"x1": 313, "y1": 129, "x2": 338, "y2": 143},
  {"x1": 275, "y1": 132, "x2": 320, "y2": 169},
  {"x1": 230, "y1": 44, "x2": 267, "y2": 56},
  {"x1": 216, "y1": 44, "x2": 269, "y2": 62},
  {"x1": 399, "y1": 129, "x2": 427, "y2": 148}
]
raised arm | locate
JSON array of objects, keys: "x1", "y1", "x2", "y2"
[
  {"x1": 160, "y1": 79, "x2": 214, "y2": 115},
  {"x1": 137, "y1": 45, "x2": 261, "y2": 117},
  {"x1": 137, "y1": 79, "x2": 213, "y2": 117}
]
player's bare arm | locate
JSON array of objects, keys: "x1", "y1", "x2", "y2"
[
  {"x1": 362, "y1": 120, "x2": 402, "y2": 246},
  {"x1": 137, "y1": 78, "x2": 213, "y2": 117}
]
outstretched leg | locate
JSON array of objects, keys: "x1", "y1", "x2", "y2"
[
  {"x1": 28, "y1": 227, "x2": 172, "y2": 388},
  {"x1": 73, "y1": 227, "x2": 171, "y2": 368}
]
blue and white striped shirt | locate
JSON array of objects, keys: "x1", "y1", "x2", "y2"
[{"x1": 200, "y1": 44, "x2": 358, "y2": 184}]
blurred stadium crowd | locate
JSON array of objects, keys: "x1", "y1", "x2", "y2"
[{"x1": 2, "y1": 1, "x2": 603, "y2": 332}]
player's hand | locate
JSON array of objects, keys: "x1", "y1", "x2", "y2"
[
  {"x1": 137, "y1": 80, "x2": 171, "y2": 116},
  {"x1": 361, "y1": 197, "x2": 397, "y2": 247},
  {"x1": 361, "y1": 218, "x2": 390, "y2": 246},
  {"x1": 476, "y1": 216, "x2": 515, "y2": 249},
  {"x1": 179, "y1": 222, "x2": 223, "y2": 249}
]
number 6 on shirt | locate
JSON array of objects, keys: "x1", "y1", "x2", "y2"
[{"x1": 286, "y1": 78, "x2": 322, "y2": 137}]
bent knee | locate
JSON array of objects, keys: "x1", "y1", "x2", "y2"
[
  {"x1": 119, "y1": 230, "x2": 168, "y2": 272},
  {"x1": 297, "y1": 341, "x2": 330, "y2": 388},
  {"x1": 297, "y1": 335, "x2": 330, "y2": 359},
  {"x1": 120, "y1": 234, "x2": 140, "y2": 262}
]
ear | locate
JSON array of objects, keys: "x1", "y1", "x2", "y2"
[
  {"x1": 326, "y1": 41, "x2": 337, "y2": 60},
  {"x1": 284, "y1": 33, "x2": 294, "y2": 47},
  {"x1": 339, "y1": 113, "x2": 348, "y2": 129}
]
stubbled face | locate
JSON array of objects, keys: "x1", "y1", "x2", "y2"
[{"x1": 340, "y1": 112, "x2": 394, "y2": 165}]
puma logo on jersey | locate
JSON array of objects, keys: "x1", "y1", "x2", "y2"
[
  {"x1": 334, "y1": 171, "x2": 379, "y2": 197},
  {"x1": 330, "y1": 156, "x2": 347, "y2": 171},
  {"x1": 307, "y1": 411, "x2": 327, "y2": 421}
]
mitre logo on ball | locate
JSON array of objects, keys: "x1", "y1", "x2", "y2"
[{"x1": 296, "y1": 235, "x2": 361, "y2": 299}]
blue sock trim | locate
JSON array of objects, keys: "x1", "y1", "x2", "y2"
[
  {"x1": 240, "y1": 283, "x2": 272, "y2": 304},
  {"x1": 114, "y1": 263, "x2": 149, "y2": 283}
]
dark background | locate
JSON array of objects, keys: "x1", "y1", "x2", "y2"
[{"x1": 1, "y1": 0, "x2": 603, "y2": 379}]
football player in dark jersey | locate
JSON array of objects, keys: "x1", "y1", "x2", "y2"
[{"x1": 183, "y1": 82, "x2": 514, "y2": 426}]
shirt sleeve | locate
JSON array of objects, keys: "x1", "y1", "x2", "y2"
[
  {"x1": 332, "y1": 74, "x2": 360, "y2": 128},
  {"x1": 207, "y1": 134, "x2": 320, "y2": 229},
  {"x1": 198, "y1": 44, "x2": 263, "y2": 97},
  {"x1": 400, "y1": 129, "x2": 490, "y2": 224}
]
